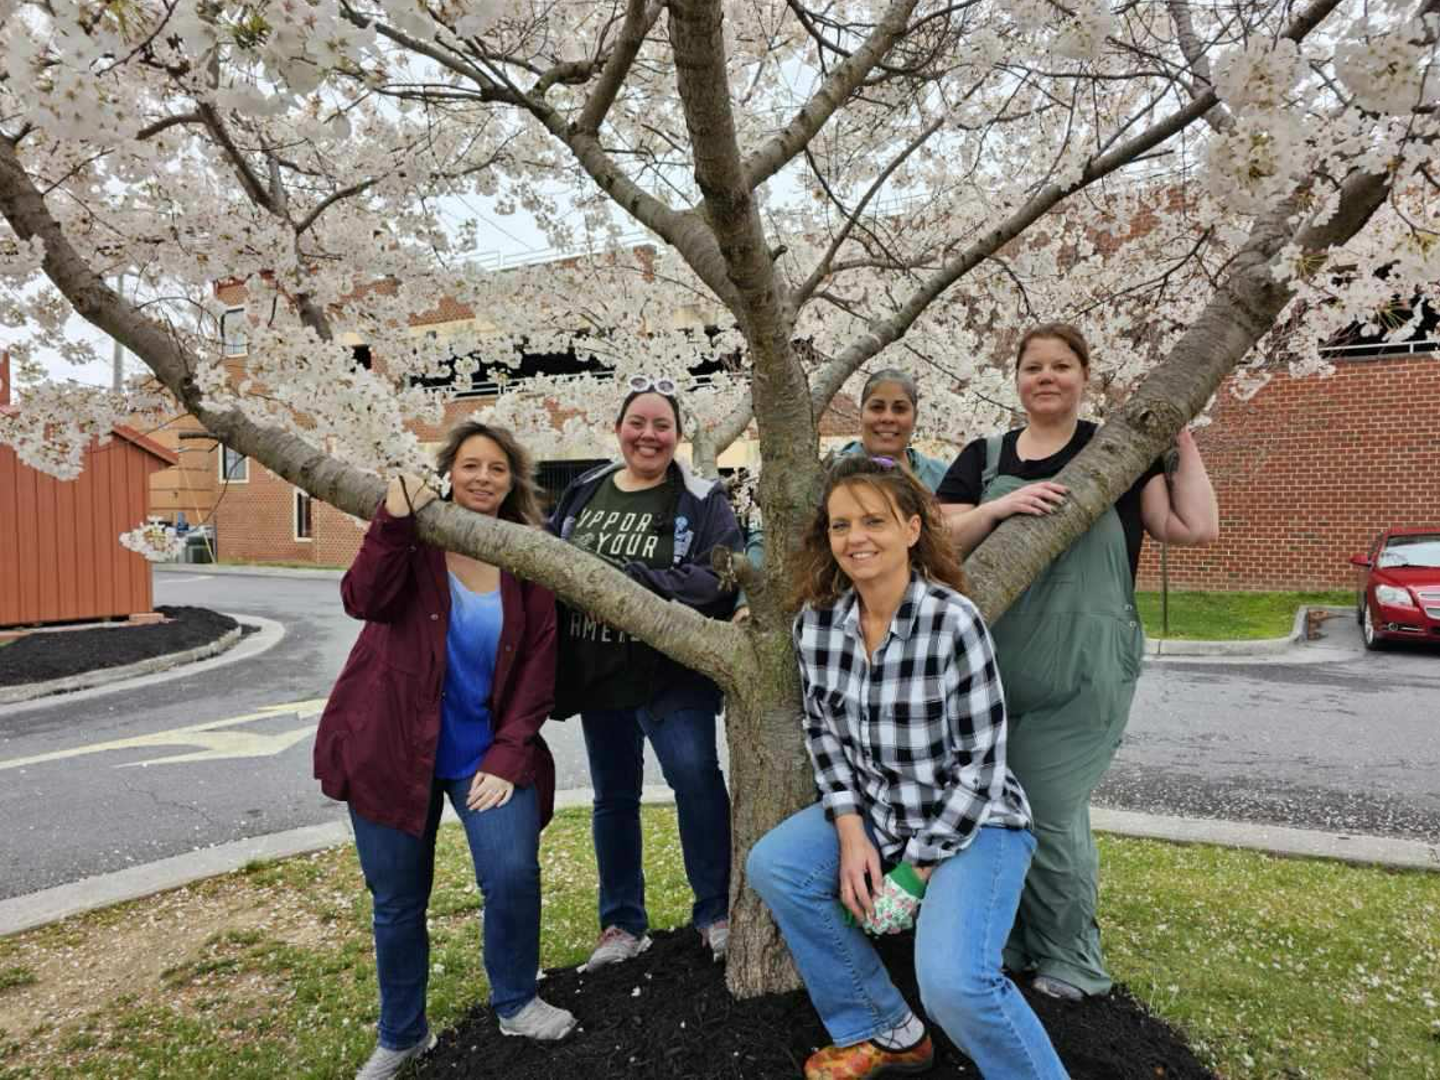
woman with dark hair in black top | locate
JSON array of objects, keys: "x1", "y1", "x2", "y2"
[{"x1": 547, "y1": 378, "x2": 743, "y2": 970}]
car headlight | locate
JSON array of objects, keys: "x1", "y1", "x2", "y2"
[{"x1": 1375, "y1": 584, "x2": 1416, "y2": 607}]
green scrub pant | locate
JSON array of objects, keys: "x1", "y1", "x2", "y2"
[{"x1": 982, "y1": 473, "x2": 1144, "y2": 995}]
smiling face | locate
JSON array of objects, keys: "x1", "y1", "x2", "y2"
[
  {"x1": 449, "y1": 434, "x2": 513, "y2": 517},
  {"x1": 860, "y1": 381, "x2": 918, "y2": 457},
  {"x1": 826, "y1": 481, "x2": 921, "y2": 592},
  {"x1": 1016, "y1": 335, "x2": 1088, "y2": 421},
  {"x1": 615, "y1": 392, "x2": 680, "y2": 482}
]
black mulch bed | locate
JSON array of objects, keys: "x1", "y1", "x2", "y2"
[
  {"x1": 0, "y1": 606, "x2": 241, "y2": 686},
  {"x1": 419, "y1": 928, "x2": 1215, "y2": 1080}
]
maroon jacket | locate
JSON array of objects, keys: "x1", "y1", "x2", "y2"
[{"x1": 313, "y1": 503, "x2": 558, "y2": 836}]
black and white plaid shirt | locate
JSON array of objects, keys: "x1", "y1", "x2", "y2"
[{"x1": 792, "y1": 574, "x2": 1031, "y2": 866}]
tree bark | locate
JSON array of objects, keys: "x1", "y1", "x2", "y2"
[
  {"x1": 666, "y1": 0, "x2": 823, "y2": 996},
  {"x1": 722, "y1": 627, "x2": 814, "y2": 996}
]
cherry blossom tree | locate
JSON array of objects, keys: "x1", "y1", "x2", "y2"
[{"x1": 2, "y1": 0, "x2": 1436, "y2": 994}]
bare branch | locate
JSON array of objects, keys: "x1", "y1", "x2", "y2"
[
  {"x1": 574, "y1": 0, "x2": 665, "y2": 134},
  {"x1": 793, "y1": 115, "x2": 944, "y2": 308},
  {"x1": 743, "y1": 0, "x2": 920, "y2": 191},
  {"x1": 197, "y1": 102, "x2": 278, "y2": 217}
]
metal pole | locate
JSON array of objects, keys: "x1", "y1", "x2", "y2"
[
  {"x1": 1161, "y1": 539, "x2": 1169, "y2": 638},
  {"x1": 112, "y1": 273, "x2": 125, "y2": 391}
]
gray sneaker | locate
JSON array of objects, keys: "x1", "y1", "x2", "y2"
[
  {"x1": 498, "y1": 996, "x2": 578, "y2": 1041},
  {"x1": 700, "y1": 919, "x2": 729, "y2": 962},
  {"x1": 1031, "y1": 974, "x2": 1085, "y2": 1001},
  {"x1": 582, "y1": 925, "x2": 652, "y2": 971},
  {"x1": 355, "y1": 1032, "x2": 437, "y2": 1080}
]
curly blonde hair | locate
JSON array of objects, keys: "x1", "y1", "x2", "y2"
[{"x1": 789, "y1": 455, "x2": 966, "y2": 610}]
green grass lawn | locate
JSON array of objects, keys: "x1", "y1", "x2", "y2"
[
  {"x1": 1, "y1": 808, "x2": 1435, "y2": 1079},
  {"x1": 1136, "y1": 589, "x2": 1354, "y2": 640}
]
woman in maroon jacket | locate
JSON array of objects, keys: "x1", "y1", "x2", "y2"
[{"x1": 315, "y1": 422, "x2": 575, "y2": 1080}]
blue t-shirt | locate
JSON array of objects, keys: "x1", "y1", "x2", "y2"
[{"x1": 435, "y1": 573, "x2": 504, "y2": 780}]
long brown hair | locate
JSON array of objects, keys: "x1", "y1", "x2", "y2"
[
  {"x1": 434, "y1": 420, "x2": 543, "y2": 527},
  {"x1": 790, "y1": 455, "x2": 966, "y2": 610}
]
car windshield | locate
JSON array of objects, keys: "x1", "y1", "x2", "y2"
[{"x1": 1377, "y1": 536, "x2": 1440, "y2": 569}]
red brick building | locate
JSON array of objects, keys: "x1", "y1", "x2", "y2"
[{"x1": 1136, "y1": 350, "x2": 1440, "y2": 590}]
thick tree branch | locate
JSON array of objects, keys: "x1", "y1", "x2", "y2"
[
  {"x1": 0, "y1": 134, "x2": 750, "y2": 696},
  {"x1": 668, "y1": 0, "x2": 821, "y2": 619},
  {"x1": 964, "y1": 165, "x2": 1392, "y2": 622},
  {"x1": 743, "y1": 0, "x2": 920, "y2": 191}
]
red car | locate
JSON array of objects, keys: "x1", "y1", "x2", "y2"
[{"x1": 1348, "y1": 528, "x2": 1440, "y2": 650}]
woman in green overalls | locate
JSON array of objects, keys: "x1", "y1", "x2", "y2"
[{"x1": 937, "y1": 322, "x2": 1218, "y2": 1001}]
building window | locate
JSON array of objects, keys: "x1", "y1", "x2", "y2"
[
  {"x1": 221, "y1": 307, "x2": 248, "y2": 357},
  {"x1": 219, "y1": 446, "x2": 248, "y2": 483},
  {"x1": 294, "y1": 488, "x2": 314, "y2": 541}
]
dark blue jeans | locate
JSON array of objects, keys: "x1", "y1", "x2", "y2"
[
  {"x1": 350, "y1": 778, "x2": 541, "y2": 1050},
  {"x1": 580, "y1": 705, "x2": 731, "y2": 935}
]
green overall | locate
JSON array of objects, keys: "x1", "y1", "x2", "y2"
[{"x1": 980, "y1": 435, "x2": 1144, "y2": 995}]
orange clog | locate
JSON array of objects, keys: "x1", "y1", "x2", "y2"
[{"x1": 803, "y1": 1035, "x2": 935, "y2": 1079}]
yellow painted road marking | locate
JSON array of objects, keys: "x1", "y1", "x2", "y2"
[{"x1": 0, "y1": 699, "x2": 328, "y2": 771}]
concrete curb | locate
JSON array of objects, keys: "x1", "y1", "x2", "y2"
[
  {"x1": 2, "y1": 786, "x2": 1432, "y2": 939},
  {"x1": 0, "y1": 786, "x2": 670, "y2": 937},
  {"x1": 1092, "y1": 807, "x2": 1440, "y2": 871},
  {"x1": 0, "y1": 614, "x2": 285, "y2": 717},
  {"x1": 1142, "y1": 605, "x2": 1352, "y2": 659},
  {"x1": 0, "y1": 624, "x2": 244, "y2": 706},
  {"x1": 156, "y1": 563, "x2": 344, "y2": 581}
]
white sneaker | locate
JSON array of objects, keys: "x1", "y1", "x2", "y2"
[
  {"x1": 355, "y1": 1032, "x2": 437, "y2": 1079},
  {"x1": 582, "y1": 925, "x2": 652, "y2": 971},
  {"x1": 498, "y1": 996, "x2": 578, "y2": 1041}
]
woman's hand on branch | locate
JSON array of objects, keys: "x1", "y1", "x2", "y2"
[
  {"x1": 385, "y1": 474, "x2": 439, "y2": 518},
  {"x1": 988, "y1": 481, "x2": 1068, "y2": 521}
]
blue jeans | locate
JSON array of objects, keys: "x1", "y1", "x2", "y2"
[
  {"x1": 581, "y1": 706, "x2": 731, "y2": 934},
  {"x1": 747, "y1": 803, "x2": 1067, "y2": 1080},
  {"x1": 350, "y1": 779, "x2": 541, "y2": 1050}
]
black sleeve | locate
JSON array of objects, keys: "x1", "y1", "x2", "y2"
[{"x1": 936, "y1": 439, "x2": 987, "y2": 505}]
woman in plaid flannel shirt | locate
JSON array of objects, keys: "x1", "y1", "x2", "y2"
[{"x1": 747, "y1": 456, "x2": 1067, "y2": 1080}]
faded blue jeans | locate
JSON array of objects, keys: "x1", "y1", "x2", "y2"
[
  {"x1": 350, "y1": 779, "x2": 541, "y2": 1050},
  {"x1": 747, "y1": 803, "x2": 1068, "y2": 1080},
  {"x1": 581, "y1": 706, "x2": 731, "y2": 935}
]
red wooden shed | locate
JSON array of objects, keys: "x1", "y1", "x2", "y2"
[{"x1": 0, "y1": 421, "x2": 179, "y2": 627}]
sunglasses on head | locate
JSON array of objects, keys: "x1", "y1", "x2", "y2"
[{"x1": 627, "y1": 374, "x2": 678, "y2": 396}]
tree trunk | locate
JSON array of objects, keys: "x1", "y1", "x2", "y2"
[{"x1": 722, "y1": 625, "x2": 815, "y2": 997}]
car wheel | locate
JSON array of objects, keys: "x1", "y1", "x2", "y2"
[{"x1": 1362, "y1": 602, "x2": 1385, "y2": 651}]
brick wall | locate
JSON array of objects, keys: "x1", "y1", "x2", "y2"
[
  {"x1": 1136, "y1": 352, "x2": 1440, "y2": 590},
  {"x1": 212, "y1": 458, "x2": 365, "y2": 566}
]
